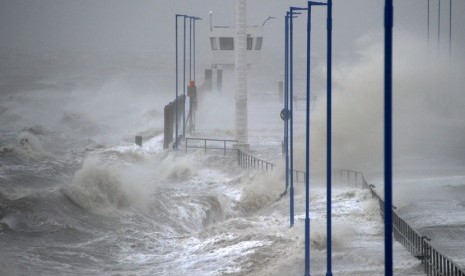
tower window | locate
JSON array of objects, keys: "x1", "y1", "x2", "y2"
[
  {"x1": 210, "y1": 37, "x2": 218, "y2": 50},
  {"x1": 247, "y1": 36, "x2": 253, "y2": 50},
  {"x1": 219, "y1": 37, "x2": 234, "y2": 50},
  {"x1": 255, "y1": 37, "x2": 263, "y2": 50}
]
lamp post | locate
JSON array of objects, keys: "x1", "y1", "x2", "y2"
[
  {"x1": 262, "y1": 16, "x2": 276, "y2": 27},
  {"x1": 284, "y1": 10, "x2": 300, "y2": 195},
  {"x1": 449, "y1": 0, "x2": 452, "y2": 58},
  {"x1": 325, "y1": 0, "x2": 333, "y2": 275},
  {"x1": 192, "y1": 17, "x2": 201, "y2": 81},
  {"x1": 175, "y1": 14, "x2": 200, "y2": 148},
  {"x1": 183, "y1": 15, "x2": 187, "y2": 139},
  {"x1": 288, "y1": 6, "x2": 307, "y2": 228},
  {"x1": 174, "y1": 14, "x2": 186, "y2": 150},
  {"x1": 187, "y1": 16, "x2": 202, "y2": 82},
  {"x1": 438, "y1": 0, "x2": 441, "y2": 56},
  {"x1": 427, "y1": 0, "x2": 430, "y2": 47},
  {"x1": 189, "y1": 17, "x2": 193, "y2": 82},
  {"x1": 303, "y1": 3, "x2": 327, "y2": 275},
  {"x1": 384, "y1": 0, "x2": 394, "y2": 275},
  {"x1": 284, "y1": 12, "x2": 290, "y2": 194}
]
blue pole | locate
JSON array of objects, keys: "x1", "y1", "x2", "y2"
[
  {"x1": 289, "y1": 9, "x2": 295, "y2": 228},
  {"x1": 194, "y1": 19, "x2": 196, "y2": 81},
  {"x1": 183, "y1": 16, "x2": 187, "y2": 139},
  {"x1": 427, "y1": 0, "x2": 430, "y2": 47},
  {"x1": 285, "y1": 13, "x2": 289, "y2": 192},
  {"x1": 304, "y1": 4, "x2": 312, "y2": 276},
  {"x1": 288, "y1": 4, "x2": 308, "y2": 229},
  {"x1": 175, "y1": 15, "x2": 179, "y2": 150},
  {"x1": 326, "y1": 0, "x2": 333, "y2": 275},
  {"x1": 384, "y1": 0, "x2": 393, "y2": 275},
  {"x1": 438, "y1": 0, "x2": 441, "y2": 56},
  {"x1": 189, "y1": 17, "x2": 192, "y2": 81},
  {"x1": 449, "y1": 0, "x2": 452, "y2": 58}
]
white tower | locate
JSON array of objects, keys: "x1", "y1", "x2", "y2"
[{"x1": 235, "y1": 0, "x2": 248, "y2": 147}]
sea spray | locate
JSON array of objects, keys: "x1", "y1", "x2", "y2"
[
  {"x1": 239, "y1": 169, "x2": 285, "y2": 214},
  {"x1": 64, "y1": 156, "x2": 156, "y2": 215}
]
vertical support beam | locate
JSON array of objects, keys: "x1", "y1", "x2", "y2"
[
  {"x1": 427, "y1": 0, "x2": 430, "y2": 47},
  {"x1": 326, "y1": 1, "x2": 333, "y2": 275},
  {"x1": 189, "y1": 17, "x2": 192, "y2": 81},
  {"x1": 449, "y1": 0, "x2": 452, "y2": 58},
  {"x1": 183, "y1": 16, "x2": 187, "y2": 139},
  {"x1": 384, "y1": 0, "x2": 394, "y2": 275},
  {"x1": 235, "y1": 0, "x2": 248, "y2": 147},
  {"x1": 194, "y1": 19, "x2": 196, "y2": 81},
  {"x1": 304, "y1": 4, "x2": 312, "y2": 276},
  {"x1": 175, "y1": 15, "x2": 180, "y2": 150},
  {"x1": 285, "y1": 13, "x2": 290, "y2": 192},
  {"x1": 438, "y1": 0, "x2": 441, "y2": 56},
  {"x1": 289, "y1": 9, "x2": 295, "y2": 228}
]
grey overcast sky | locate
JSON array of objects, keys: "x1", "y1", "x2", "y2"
[{"x1": 0, "y1": 0, "x2": 464, "y2": 60}]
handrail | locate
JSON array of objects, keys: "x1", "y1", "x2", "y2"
[
  {"x1": 237, "y1": 149, "x2": 305, "y2": 181},
  {"x1": 293, "y1": 169, "x2": 306, "y2": 183},
  {"x1": 340, "y1": 169, "x2": 369, "y2": 189},
  {"x1": 361, "y1": 176, "x2": 465, "y2": 275},
  {"x1": 237, "y1": 149, "x2": 275, "y2": 172},
  {"x1": 185, "y1": 137, "x2": 237, "y2": 156}
]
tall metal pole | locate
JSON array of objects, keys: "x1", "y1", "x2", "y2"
[
  {"x1": 189, "y1": 17, "x2": 192, "y2": 81},
  {"x1": 427, "y1": 0, "x2": 430, "y2": 47},
  {"x1": 194, "y1": 19, "x2": 197, "y2": 81},
  {"x1": 384, "y1": 0, "x2": 394, "y2": 275},
  {"x1": 326, "y1": 0, "x2": 333, "y2": 275},
  {"x1": 289, "y1": 8, "x2": 295, "y2": 228},
  {"x1": 449, "y1": 0, "x2": 452, "y2": 58},
  {"x1": 284, "y1": 13, "x2": 290, "y2": 192},
  {"x1": 235, "y1": 0, "x2": 248, "y2": 147},
  {"x1": 438, "y1": 0, "x2": 441, "y2": 56},
  {"x1": 305, "y1": 5, "x2": 312, "y2": 275},
  {"x1": 175, "y1": 15, "x2": 179, "y2": 150},
  {"x1": 183, "y1": 16, "x2": 187, "y2": 139}
]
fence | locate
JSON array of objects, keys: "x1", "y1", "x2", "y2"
[
  {"x1": 185, "y1": 137, "x2": 237, "y2": 156},
  {"x1": 340, "y1": 169, "x2": 369, "y2": 189},
  {"x1": 362, "y1": 177, "x2": 465, "y2": 276},
  {"x1": 293, "y1": 169, "x2": 306, "y2": 183},
  {"x1": 237, "y1": 149, "x2": 275, "y2": 172}
]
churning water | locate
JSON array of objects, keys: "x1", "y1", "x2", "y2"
[{"x1": 1, "y1": 43, "x2": 463, "y2": 275}]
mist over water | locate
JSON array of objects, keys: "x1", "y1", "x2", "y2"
[
  {"x1": 0, "y1": 0, "x2": 464, "y2": 270},
  {"x1": 294, "y1": 33, "x2": 465, "y2": 178}
]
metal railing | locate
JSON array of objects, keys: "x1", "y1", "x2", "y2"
[
  {"x1": 185, "y1": 137, "x2": 237, "y2": 156},
  {"x1": 237, "y1": 150, "x2": 306, "y2": 183},
  {"x1": 364, "y1": 180, "x2": 465, "y2": 276},
  {"x1": 237, "y1": 149, "x2": 275, "y2": 172},
  {"x1": 293, "y1": 169, "x2": 306, "y2": 183},
  {"x1": 340, "y1": 169, "x2": 369, "y2": 189}
]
